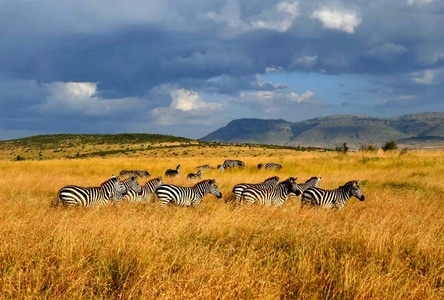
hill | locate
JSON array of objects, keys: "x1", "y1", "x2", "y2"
[{"x1": 200, "y1": 112, "x2": 444, "y2": 148}]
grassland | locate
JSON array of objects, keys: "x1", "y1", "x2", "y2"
[{"x1": 0, "y1": 140, "x2": 443, "y2": 299}]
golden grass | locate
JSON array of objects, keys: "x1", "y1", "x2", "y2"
[{"x1": 0, "y1": 149, "x2": 443, "y2": 299}]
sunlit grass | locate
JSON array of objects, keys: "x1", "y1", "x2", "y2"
[{"x1": 0, "y1": 149, "x2": 443, "y2": 299}]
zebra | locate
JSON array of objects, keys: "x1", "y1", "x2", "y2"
[
  {"x1": 187, "y1": 169, "x2": 203, "y2": 180},
  {"x1": 124, "y1": 177, "x2": 163, "y2": 202},
  {"x1": 240, "y1": 177, "x2": 301, "y2": 206},
  {"x1": 196, "y1": 164, "x2": 212, "y2": 172},
  {"x1": 56, "y1": 175, "x2": 126, "y2": 207},
  {"x1": 222, "y1": 159, "x2": 245, "y2": 169},
  {"x1": 119, "y1": 169, "x2": 150, "y2": 178},
  {"x1": 155, "y1": 179, "x2": 222, "y2": 207},
  {"x1": 301, "y1": 180, "x2": 365, "y2": 209},
  {"x1": 296, "y1": 176, "x2": 321, "y2": 194},
  {"x1": 231, "y1": 176, "x2": 280, "y2": 203},
  {"x1": 165, "y1": 164, "x2": 180, "y2": 177},
  {"x1": 120, "y1": 176, "x2": 142, "y2": 197},
  {"x1": 264, "y1": 163, "x2": 282, "y2": 170},
  {"x1": 217, "y1": 165, "x2": 224, "y2": 172}
]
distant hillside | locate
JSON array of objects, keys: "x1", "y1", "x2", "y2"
[{"x1": 200, "y1": 112, "x2": 444, "y2": 148}]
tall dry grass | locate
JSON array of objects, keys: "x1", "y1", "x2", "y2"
[{"x1": 0, "y1": 149, "x2": 443, "y2": 299}]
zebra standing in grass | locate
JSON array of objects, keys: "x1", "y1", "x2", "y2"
[
  {"x1": 56, "y1": 176, "x2": 126, "y2": 207},
  {"x1": 240, "y1": 177, "x2": 301, "y2": 206},
  {"x1": 264, "y1": 163, "x2": 282, "y2": 170},
  {"x1": 120, "y1": 176, "x2": 142, "y2": 196},
  {"x1": 301, "y1": 180, "x2": 365, "y2": 209},
  {"x1": 119, "y1": 170, "x2": 150, "y2": 178},
  {"x1": 165, "y1": 164, "x2": 180, "y2": 177},
  {"x1": 223, "y1": 159, "x2": 245, "y2": 169},
  {"x1": 232, "y1": 176, "x2": 280, "y2": 203},
  {"x1": 296, "y1": 176, "x2": 321, "y2": 194},
  {"x1": 196, "y1": 164, "x2": 212, "y2": 172},
  {"x1": 187, "y1": 169, "x2": 203, "y2": 180},
  {"x1": 155, "y1": 179, "x2": 222, "y2": 207},
  {"x1": 124, "y1": 177, "x2": 163, "y2": 202}
]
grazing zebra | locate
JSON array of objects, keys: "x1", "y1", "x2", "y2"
[
  {"x1": 119, "y1": 169, "x2": 150, "y2": 178},
  {"x1": 240, "y1": 177, "x2": 301, "y2": 206},
  {"x1": 155, "y1": 179, "x2": 222, "y2": 207},
  {"x1": 196, "y1": 164, "x2": 212, "y2": 172},
  {"x1": 121, "y1": 176, "x2": 142, "y2": 196},
  {"x1": 301, "y1": 180, "x2": 365, "y2": 209},
  {"x1": 296, "y1": 176, "x2": 321, "y2": 193},
  {"x1": 165, "y1": 164, "x2": 180, "y2": 177},
  {"x1": 231, "y1": 176, "x2": 280, "y2": 203},
  {"x1": 187, "y1": 169, "x2": 203, "y2": 180},
  {"x1": 56, "y1": 176, "x2": 126, "y2": 207},
  {"x1": 257, "y1": 163, "x2": 264, "y2": 169},
  {"x1": 264, "y1": 163, "x2": 282, "y2": 170},
  {"x1": 124, "y1": 177, "x2": 163, "y2": 202},
  {"x1": 217, "y1": 165, "x2": 224, "y2": 172},
  {"x1": 222, "y1": 159, "x2": 245, "y2": 169}
]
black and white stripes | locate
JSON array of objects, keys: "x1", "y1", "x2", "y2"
[
  {"x1": 57, "y1": 176, "x2": 127, "y2": 207},
  {"x1": 301, "y1": 180, "x2": 365, "y2": 209},
  {"x1": 240, "y1": 177, "x2": 301, "y2": 206},
  {"x1": 155, "y1": 179, "x2": 222, "y2": 207},
  {"x1": 232, "y1": 176, "x2": 280, "y2": 202}
]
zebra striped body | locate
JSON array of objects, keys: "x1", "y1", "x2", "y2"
[
  {"x1": 232, "y1": 176, "x2": 280, "y2": 202},
  {"x1": 57, "y1": 176, "x2": 126, "y2": 207},
  {"x1": 121, "y1": 176, "x2": 142, "y2": 198},
  {"x1": 196, "y1": 164, "x2": 212, "y2": 172},
  {"x1": 296, "y1": 176, "x2": 321, "y2": 193},
  {"x1": 124, "y1": 177, "x2": 163, "y2": 202},
  {"x1": 165, "y1": 164, "x2": 180, "y2": 177},
  {"x1": 155, "y1": 179, "x2": 222, "y2": 207},
  {"x1": 301, "y1": 180, "x2": 365, "y2": 209},
  {"x1": 119, "y1": 169, "x2": 150, "y2": 178},
  {"x1": 223, "y1": 159, "x2": 245, "y2": 169},
  {"x1": 265, "y1": 163, "x2": 282, "y2": 170},
  {"x1": 241, "y1": 177, "x2": 301, "y2": 206},
  {"x1": 187, "y1": 169, "x2": 203, "y2": 180}
]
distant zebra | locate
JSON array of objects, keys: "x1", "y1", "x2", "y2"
[
  {"x1": 187, "y1": 169, "x2": 203, "y2": 180},
  {"x1": 265, "y1": 163, "x2": 282, "y2": 170},
  {"x1": 223, "y1": 159, "x2": 245, "y2": 169},
  {"x1": 217, "y1": 165, "x2": 224, "y2": 172},
  {"x1": 196, "y1": 164, "x2": 212, "y2": 172},
  {"x1": 155, "y1": 179, "x2": 222, "y2": 207},
  {"x1": 232, "y1": 176, "x2": 280, "y2": 203},
  {"x1": 240, "y1": 177, "x2": 301, "y2": 206},
  {"x1": 301, "y1": 180, "x2": 365, "y2": 209},
  {"x1": 119, "y1": 169, "x2": 150, "y2": 178},
  {"x1": 165, "y1": 164, "x2": 180, "y2": 177},
  {"x1": 124, "y1": 177, "x2": 163, "y2": 202},
  {"x1": 56, "y1": 176, "x2": 126, "y2": 207},
  {"x1": 296, "y1": 176, "x2": 321, "y2": 193}
]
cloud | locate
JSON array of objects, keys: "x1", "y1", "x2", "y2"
[
  {"x1": 205, "y1": 0, "x2": 300, "y2": 33},
  {"x1": 407, "y1": 0, "x2": 435, "y2": 5},
  {"x1": 310, "y1": 6, "x2": 362, "y2": 34},
  {"x1": 37, "y1": 82, "x2": 142, "y2": 116},
  {"x1": 292, "y1": 55, "x2": 318, "y2": 68},
  {"x1": 151, "y1": 88, "x2": 225, "y2": 125},
  {"x1": 412, "y1": 69, "x2": 436, "y2": 85},
  {"x1": 366, "y1": 42, "x2": 409, "y2": 60}
]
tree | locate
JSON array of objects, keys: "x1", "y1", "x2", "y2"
[{"x1": 382, "y1": 141, "x2": 398, "y2": 151}]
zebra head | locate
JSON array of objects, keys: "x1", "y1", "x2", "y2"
[
  {"x1": 207, "y1": 179, "x2": 223, "y2": 199},
  {"x1": 282, "y1": 177, "x2": 301, "y2": 196},
  {"x1": 346, "y1": 180, "x2": 365, "y2": 201},
  {"x1": 257, "y1": 163, "x2": 264, "y2": 169},
  {"x1": 127, "y1": 176, "x2": 143, "y2": 193},
  {"x1": 102, "y1": 176, "x2": 126, "y2": 199}
]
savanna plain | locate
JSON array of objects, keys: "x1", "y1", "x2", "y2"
[{"x1": 0, "y1": 142, "x2": 443, "y2": 299}]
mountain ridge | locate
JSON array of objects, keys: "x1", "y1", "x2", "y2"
[{"x1": 200, "y1": 112, "x2": 444, "y2": 148}]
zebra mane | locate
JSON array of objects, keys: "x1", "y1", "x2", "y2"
[
  {"x1": 305, "y1": 176, "x2": 320, "y2": 183},
  {"x1": 340, "y1": 180, "x2": 358, "y2": 189},
  {"x1": 264, "y1": 176, "x2": 280, "y2": 182},
  {"x1": 193, "y1": 179, "x2": 215, "y2": 187}
]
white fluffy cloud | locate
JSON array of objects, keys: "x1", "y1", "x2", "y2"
[
  {"x1": 37, "y1": 82, "x2": 141, "y2": 115},
  {"x1": 311, "y1": 7, "x2": 361, "y2": 34},
  {"x1": 239, "y1": 89, "x2": 314, "y2": 113},
  {"x1": 412, "y1": 69, "x2": 436, "y2": 85},
  {"x1": 151, "y1": 88, "x2": 225, "y2": 125}
]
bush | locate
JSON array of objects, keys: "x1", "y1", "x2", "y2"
[{"x1": 382, "y1": 141, "x2": 398, "y2": 152}]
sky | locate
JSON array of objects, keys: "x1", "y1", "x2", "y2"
[{"x1": 1, "y1": 0, "x2": 443, "y2": 140}]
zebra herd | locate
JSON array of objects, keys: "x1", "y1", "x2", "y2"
[{"x1": 55, "y1": 159, "x2": 365, "y2": 209}]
